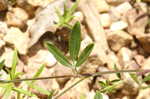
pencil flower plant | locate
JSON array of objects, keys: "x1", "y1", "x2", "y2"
[{"x1": 45, "y1": 21, "x2": 94, "y2": 73}]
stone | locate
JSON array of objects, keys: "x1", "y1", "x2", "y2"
[
  {"x1": 106, "y1": 0, "x2": 131, "y2": 5},
  {"x1": 92, "y1": 0, "x2": 110, "y2": 12},
  {"x1": 59, "y1": 78, "x2": 90, "y2": 99},
  {"x1": 142, "y1": 57, "x2": 150, "y2": 70},
  {"x1": 4, "y1": 27, "x2": 30, "y2": 55},
  {"x1": 115, "y1": 2, "x2": 132, "y2": 15},
  {"x1": 110, "y1": 21, "x2": 128, "y2": 31},
  {"x1": 0, "y1": 21, "x2": 8, "y2": 34},
  {"x1": 107, "y1": 30, "x2": 133, "y2": 51},
  {"x1": 27, "y1": 0, "x2": 65, "y2": 47},
  {"x1": 0, "y1": 39, "x2": 5, "y2": 48},
  {"x1": 0, "y1": 48, "x2": 24, "y2": 72},
  {"x1": 70, "y1": 11, "x2": 84, "y2": 25},
  {"x1": 28, "y1": 50, "x2": 57, "y2": 68},
  {"x1": 109, "y1": 2, "x2": 132, "y2": 21},
  {"x1": 54, "y1": 64, "x2": 73, "y2": 88},
  {"x1": 27, "y1": 0, "x2": 53, "y2": 7},
  {"x1": 126, "y1": 9, "x2": 148, "y2": 36},
  {"x1": 6, "y1": 7, "x2": 29, "y2": 28},
  {"x1": 117, "y1": 47, "x2": 133, "y2": 67},
  {"x1": 137, "y1": 88, "x2": 150, "y2": 99},
  {"x1": 137, "y1": 34, "x2": 150, "y2": 54},
  {"x1": 0, "y1": 0, "x2": 7, "y2": 11},
  {"x1": 99, "y1": 13, "x2": 112, "y2": 28}
]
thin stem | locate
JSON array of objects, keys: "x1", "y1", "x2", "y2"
[
  {"x1": 52, "y1": 69, "x2": 149, "y2": 99},
  {"x1": 54, "y1": 77, "x2": 87, "y2": 99},
  {"x1": 0, "y1": 69, "x2": 148, "y2": 83}
]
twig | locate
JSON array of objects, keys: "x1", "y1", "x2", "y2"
[
  {"x1": 54, "y1": 77, "x2": 87, "y2": 99},
  {"x1": 0, "y1": 69, "x2": 148, "y2": 83}
]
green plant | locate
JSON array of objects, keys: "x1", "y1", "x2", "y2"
[
  {"x1": 0, "y1": 49, "x2": 35, "y2": 99},
  {"x1": 56, "y1": 0, "x2": 79, "y2": 28},
  {"x1": 45, "y1": 22, "x2": 94, "y2": 73},
  {"x1": 94, "y1": 91, "x2": 103, "y2": 99},
  {"x1": 0, "y1": 50, "x2": 54, "y2": 99}
]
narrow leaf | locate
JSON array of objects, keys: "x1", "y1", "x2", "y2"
[
  {"x1": 0, "y1": 60, "x2": 5, "y2": 71},
  {"x1": 13, "y1": 87, "x2": 35, "y2": 96},
  {"x1": 3, "y1": 84, "x2": 12, "y2": 99},
  {"x1": 10, "y1": 49, "x2": 18, "y2": 80},
  {"x1": 143, "y1": 74, "x2": 150, "y2": 82},
  {"x1": 30, "y1": 84, "x2": 50, "y2": 95},
  {"x1": 130, "y1": 73, "x2": 140, "y2": 84},
  {"x1": 45, "y1": 42, "x2": 71, "y2": 67},
  {"x1": 76, "y1": 43, "x2": 94, "y2": 67},
  {"x1": 69, "y1": 22, "x2": 81, "y2": 61},
  {"x1": 94, "y1": 91, "x2": 103, "y2": 99},
  {"x1": 114, "y1": 64, "x2": 121, "y2": 79},
  {"x1": 31, "y1": 64, "x2": 45, "y2": 84}
]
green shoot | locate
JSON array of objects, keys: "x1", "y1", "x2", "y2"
[
  {"x1": 0, "y1": 60, "x2": 5, "y2": 71},
  {"x1": 56, "y1": 0, "x2": 78, "y2": 28},
  {"x1": 94, "y1": 91, "x2": 103, "y2": 99},
  {"x1": 69, "y1": 22, "x2": 81, "y2": 61},
  {"x1": 10, "y1": 49, "x2": 18, "y2": 80},
  {"x1": 46, "y1": 22, "x2": 94, "y2": 72}
]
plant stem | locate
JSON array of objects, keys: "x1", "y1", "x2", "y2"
[
  {"x1": 52, "y1": 69, "x2": 149, "y2": 99},
  {"x1": 0, "y1": 69, "x2": 148, "y2": 83},
  {"x1": 54, "y1": 77, "x2": 87, "y2": 99}
]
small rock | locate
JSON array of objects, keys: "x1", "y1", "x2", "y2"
[
  {"x1": 54, "y1": 64, "x2": 73, "y2": 88},
  {"x1": 4, "y1": 27, "x2": 30, "y2": 55},
  {"x1": 117, "y1": 47, "x2": 133, "y2": 67},
  {"x1": 70, "y1": 11, "x2": 84, "y2": 25},
  {"x1": 0, "y1": 21, "x2": 8, "y2": 34},
  {"x1": 122, "y1": 73, "x2": 139, "y2": 96},
  {"x1": 99, "y1": 13, "x2": 112, "y2": 28},
  {"x1": 0, "y1": 48, "x2": 24, "y2": 72},
  {"x1": 27, "y1": 0, "x2": 65, "y2": 47},
  {"x1": 93, "y1": 0, "x2": 110, "y2": 12},
  {"x1": 136, "y1": 88, "x2": 150, "y2": 99},
  {"x1": 107, "y1": 30, "x2": 133, "y2": 51},
  {"x1": 110, "y1": 21, "x2": 128, "y2": 31},
  {"x1": 6, "y1": 7, "x2": 29, "y2": 28},
  {"x1": 126, "y1": 9, "x2": 148, "y2": 36},
  {"x1": 109, "y1": 2, "x2": 132, "y2": 21},
  {"x1": 142, "y1": 57, "x2": 150, "y2": 70},
  {"x1": 0, "y1": 0, "x2": 7, "y2": 11},
  {"x1": 80, "y1": 34, "x2": 93, "y2": 51},
  {"x1": 106, "y1": 0, "x2": 131, "y2": 5},
  {"x1": 0, "y1": 39, "x2": 5, "y2": 48},
  {"x1": 59, "y1": 78, "x2": 90, "y2": 99},
  {"x1": 137, "y1": 34, "x2": 150, "y2": 54},
  {"x1": 134, "y1": 55, "x2": 145, "y2": 66},
  {"x1": 27, "y1": 0, "x2": 53, "y2": 7},
  {"x1": 115, "y1": 2, "x2": 132, "y2": 15},
  {"x1": 29, "y1": 50, "x2": 57, "y2": 68}
]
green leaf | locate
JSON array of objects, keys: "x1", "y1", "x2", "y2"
[
  {"x1": 69, "y1": 22, "x2": 81, "y2": 61},
  {"x1": 2, "y1": 84, "x2": 13, "y2": 99},
  {"x1": 94, "y1": 91, "x2": 103, "y2": 99},
  {"x1": 10, "y1": 49, "x2": 18, "y2": 80},
  {"x1": 45, "y1": 42, "x2": 71, "y2": 67},
  {"x1": 76, "y1": 43, "x2": 94, "y2": 67},
  {"x1": 0, "y1": 60, "x2": 5, "y2": 71},
  {"x1": 114, "y1": 64, "x2": 121, "y2": 79},
  {"x1": 30, "y1": 84, "x2": 50, "y2": 95},
  {"x1": 143, "y1": 74, "x2": 150, "y2": 82},
  {"x1": 130, "y1": 73, "x2": 140, "y2": 84},
  {"x1": 13, "y1": 87, "x2": 35, "y2": 96},
  {"x1": 99, "y1": 81, "x2": 107, "y2": 88},
  {"x1": 31, "y1": 64, "x2": 45, "y2": 84},
  {"x1": 48, "y1": 90, "x2": 55, "y2": 99}
]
